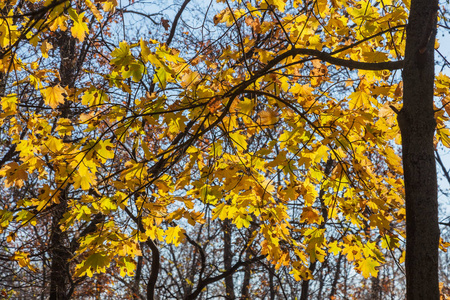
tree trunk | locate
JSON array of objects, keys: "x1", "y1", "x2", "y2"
[
  {"x1": 398, "y1": 0, "x2": 440, "y2": 299},
  {"x1": 49, "y1": 29, "x2": 78, "y2": 300},
  {"x1": 240, "y1": 256, "x2": 251, "y2": 299},
  {"x1": 49, "y1": 197, "x2": 70, "y2": 300},
  {"x1": 329, "y1": 253, "x2": 343, "y2": 299},
  {"x1": 133, "y1": 254, "x2": 143, "y2": 299},
  {"x1": 222, "y1": 220, "x2": 235, "y2": 300}
]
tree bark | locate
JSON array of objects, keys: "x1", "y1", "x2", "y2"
[
  {"x1": 329, "y1": 253, "x2": 342, "y2": 299},
  {"x1": 49, "y1": 29, "x2": 78, "y2": 300},
  {"x1": 133, "y1": 254, "x2": 143, "y2": 300},
  {"x1": 49, "y1": 195, "x2": 70, "y2": 300},
  {"x1": 240, "y1": 254, "x2": 251, "y2": 299},
  {"x1": 398, "y1": 0, "x2": 440, "y2": 299},
  {"x1": 145, "y1": 239, "x2": 160, "y2": 300},
  {"x1": 222, "y1": 220, "x2": 235, "y2": 300}
]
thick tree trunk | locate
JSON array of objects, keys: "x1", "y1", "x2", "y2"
[
  {"x1": 222, "y1": 220, "x2": 235, "y2": 300},
  {"x1": 49, "y1": 198, "x2": 70, "y2": 300},
  {"x1": 146, "y1": 239, "x2": 160, "y2": 300},
  {"x1": 240, "y1": 256, "x2": 251, "y2": 299},
  {"x1": 133, "y1": 254, "x2": 143, "y2": 299},
  {"x1": 398, "y1": 0, "x2": 439, "y2": 299},
  {"x1": 49, "y1": 30, "x2": 78, "y2": 300}
]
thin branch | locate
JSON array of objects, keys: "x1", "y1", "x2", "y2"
[
  {"x1": 435, "y1": 150, "x2": 450, "y2": 187},
  {"x1": 185, "y1": 255, "x2": 266, "y2": 300},
  {"x1": 166, "y1": 0, "x2": 191, "y2": 46}
]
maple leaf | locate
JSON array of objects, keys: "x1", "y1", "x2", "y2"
[
  {"x1": 75, "y1": 253, "x2": 111, "y2": 277},
  {"x1": 86, "y1": 0, "x2": 103, "y2": 21},
  {"x1": 358, "y1": 257, "x2": 380, "y2": 278},
  {"x1": 73, "y1": 162, "x2": 97, "y2": 191},
  {"x1": 234, "y1": 212, "x2": 252, "y2": 229},
  {"x1": 102, "y1": 0, "x2": 118, "y2": 12},
  {"x1": 348, "y1": 90, "x2": 372, "y2": 110},
  {"x1": 68, "y1": 9, "x2": 89, "y2": 42},
  {"x1": 229, "y1": 131, "x2": 248, "y2": 150},
  {"x1": 82, "y1": 88, "x2": 108, "y2": 106},
  {"x1": 49, "y1": 15, "x2": 68, "y2": 31},
  {"x1": 154, "y1": 67, "x2": 168, "y2": 89},
  {"x1": 123, "y1": 62, "x2": 145, "y2": 82},
  {"x1": 111, "y1": 41, "x2": 134, "y2": 67},
  {"x1": 0, "y1": 162, "x2": 28, "y2": 188},
  {"x1": 40, "y1": 40, "x2": 53, "y2": 58},
  {"x1": 42, "y1": 85, "x2": 66, "y2": 109},
  {"x1": 300, "y1": 207, "x2": 320, "y2": 224},
  {"x1": 45, "y1": 136, "x2": 64, "y2": 153},
  {"x1": 1, "y1": 94, "x2": 18, "y2": 115},
  {"x1": 165, "y1": 226, "x2": 185, "y2": 246},
  {"x1": 12, "y1": 251, "x2": 36, "y2": 271},
  {"x1": 161, "y1": 18, "x2": 170, "y2": 31},
  {"x1": 257, "y1": 110, "x2": 279, "y2": 127},
  {"x1": 16, "y1": 210, "x2": 36, "y2": 226},
  {"x1": 119, "y1": 257, "x2": 136, "y2": 277}
]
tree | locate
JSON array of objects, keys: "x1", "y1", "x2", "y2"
[
  {"x1": 399, "y1": 0, "x2": 440, "y2": 299},
  {"x1": 0, "y1": 0, "x2": 449, "y2": 299}
]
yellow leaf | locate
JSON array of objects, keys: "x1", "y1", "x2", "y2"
[
  {"x1": 234, "y1": 212, "x2": 252, "y2": 229},
  {"x1": 111, "y1": 41, "x2": 133, "y2": 67},
  {"x1": 82, "y1": 88, "x2": 108, "y2": 106},
  {"x1": 358, "y1": 257, "x2": 380, "y2": 278},
  {"x1": 1, "y1": 94, "x2": 18, "y2": 114},
  {"x1": 165, "y1": 226, "x2": 184, "y2": 246},
  {"x1": 75, "y1": 252, "x2": 110, "y2": 277},
  {"x1": 42, "y1": 85, "x2": 66, "y2": 109},
  {"x1": 49, "y1": 15, "x2": 68, "y2": 31},
  {"x1": 69, "y1": 9, "x2": 89, "y2": 42},
  {"x1": 40, "y1": 40, "x2": 53, "y2": 58},
  {"x1": 257, "y1": 110, "x2": 278, "y2": 127},
  {"x1": 140, "y1": 38, "x2": 151, "y2": 62},
  {"x1": 119, "y1": 257, "x2": 136, "y2": 277},
  {"x1": 95, "y1": 139, "x2": 115, "y2": 162},
  {"x1": 123, "y1": 62, "x2": 145, "y2": 82},
  {"x1": 12, "y1": 251, "x2": 35, "y2": 271},
  {"x1": 0, "y1": 162, "x2": 28, "y2": 188},
  {"x1": 154, "y1": 67, "x2": 168, "y2": 89},
  {"x1": 229, "y1": 131, "x2": 247, "y2": 150},
  {"x1": 267, "y1": 0, "x2": 287, "y2": 12},
  {"x1": 362, "y1": 51, "x2": 388, "y2": 63},
  {"x1": 102, "y1": 0, "x2": 118, "y2": 12},
  {"x1": 73, "y1": 163, "x2": 97, "y2": 191},
  {"x1": 381, "y1": 234, "x2": 400, "y2": 249},
  {"x1": 300, "y1": 207, "x2": 320, "y2": 224},
  {"x1": 44, "y1": 136, "x2": 64, "y2": 153},
  {"x1": 328, "y1": 241, "x2": 341, "y2": 255},
  {"x1": 86, "y1": 0, "x2": 103, "y2": 21},
  {"x1": 16, "y1": 210, "x2": 36, "y2": 226},
  {"x1": 212, "y1": 203, "x2": 229, "y2": 220},
  {"x1": 348, "y1": 90, "x2": 371, "y2": 110}
]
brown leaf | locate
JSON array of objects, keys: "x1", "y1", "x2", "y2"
[{"x1": 161, "y1": 18, "x2": 170, "y2": 31}]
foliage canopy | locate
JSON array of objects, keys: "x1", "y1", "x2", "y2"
[{"x1": 0, "y1": 0, "x2": 449, "y2": 298}]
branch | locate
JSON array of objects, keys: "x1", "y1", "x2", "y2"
[
  {"x1": 118, "y1": 9, "x2": 160, "y2": 25},
  {"x1": 272, "y1": 47, "x2": 404, "y2": 71},
  {"x1": 122, "y1": 207, "x2": 160, "y2": 300},
  {"x1": 184, "y1": 233, "x2": 207, "y2": 281},
  {"x1": 145, "y1": 238, "x2": 160, "y2": 300},
  {"x1": 330, "y1": 25, "x2": 406, "y2": 56},
  {"x1": 435, "y1": 150, "x2": 450, "y2": 187},
  {"x1": 185, "y1": 255, "x2": 266, "y2": 300},
  {"x1": 166, "y1": 0, "x2": 191, "y2": 46}
]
